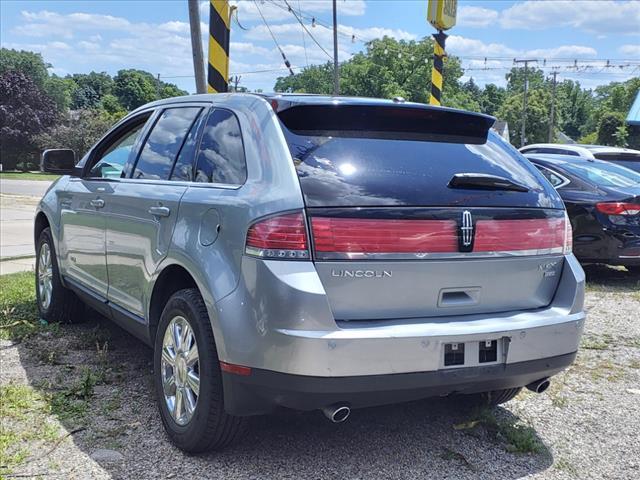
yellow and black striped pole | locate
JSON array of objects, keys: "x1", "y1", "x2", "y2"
[
  {"x1": 208, "y1": 0, "x2": 230, "y2": 93},
  {"x1": 429, "y1": 31, "x2": 447, "y2": 106}
]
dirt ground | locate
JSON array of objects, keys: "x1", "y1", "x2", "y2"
[{"x1": 0, "y1": 265, "x2": 638, "y2": 480}]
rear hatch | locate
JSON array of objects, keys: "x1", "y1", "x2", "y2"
[{"x1": 278, "y1": 101, "x2": 568, "y2": 321}]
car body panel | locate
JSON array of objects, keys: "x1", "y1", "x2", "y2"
[
  {"x1": 36, "y1": 93, "x2": 586, "y2": 417},
  {"x1": 526, "y1": 153, "x2": 640, "y2": 266}
]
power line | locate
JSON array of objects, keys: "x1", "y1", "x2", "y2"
[
  {"x1": 254, "y1": 1, "x2": 295, "y2": 75},
  {"x1": 282, "y1": 0, "x2": 332, "y2": 59},
  {"x1": 297, "y1": 0, "x2": 309, "y2": 67}
]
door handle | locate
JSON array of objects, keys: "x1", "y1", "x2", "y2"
[
  {"x1": 90, "y1": 198, "x2": 105, "y2": 208},
  {"x1": 148, "y1": 206, "x2": 171, "y2": 218}
]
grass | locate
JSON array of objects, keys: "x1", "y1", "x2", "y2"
[
  {"x1": 0, "y1": 171, "x2": 60, "y2": 181},
  {"x1": 466, "y1": 407, "x2": 545, "y2": 454},
  {"x1": 0, "y1": 384, "x2": 61, "y2": 474},
  {"x1": 0, "y1": 271, "x2": 42, "y2": 341}
]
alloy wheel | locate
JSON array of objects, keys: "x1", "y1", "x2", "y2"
[{"x1": 161, "y1": 315, "x2": 200, "y2": 426}]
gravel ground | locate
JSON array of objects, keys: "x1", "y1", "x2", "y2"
[{"x1": 1, "y1": 265, "x2": 638, "y2": 479}]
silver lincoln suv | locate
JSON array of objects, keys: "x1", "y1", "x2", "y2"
[{"x1": 35, "y1": 93, "x2": 585, "y2": 452}]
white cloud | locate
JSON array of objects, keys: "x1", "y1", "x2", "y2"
[
  {"x1": 457, "y1": 6, "x2": 499, "y2": 28},
  {"x1": 619, "y1": 44, "x2": 640, "y2": 57},
  {"x1": 499, "y1": 1, "x2": 640, "y2": 35},
  {"x1": 447, "y1": 36, "x2": 517, "y2": 58},
  {"x1": 525, "y1": 45, "x2": 597, "y2": 59},
  {"x1": 229, "y1": 0, "x2": 365, "y2": 22}
]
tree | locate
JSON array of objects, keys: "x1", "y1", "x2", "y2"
[
  {"x1": 275, "y1": 36, "x2": 470, "y2": 108},
  {"x1": 113, "y1": 69, "x2": 187, "y2": 110},
  {"x1": 505, "y1": 66, "x2": 545, "y2": 94},
  {"x1": 0, "y1": 71, "x2": 58, "y2": 170},
  {"x1": 113, "y1": 69, "x2": 160, "y2": 110},
  {"x1": 0, "y1": 48, "x2": 49, "y2": 88},
  {"x1": 69, "y1": 72, "x2": 114, "y2": 109},
  {"x1": 35, "y1": 109, "x2": 121, "y2": 159},
  {"x1": 479, "y1": 84, "x2": 506, "y2": 116},
  {"x1": 555, "y1": 80, "x2": 593, "y2": 140},
  {"x1": 596, "y1": 112, "x2": 625, "y2": 146},
  {"x1": 497, "y1": 88, "x2": 551, "y2": 147}
]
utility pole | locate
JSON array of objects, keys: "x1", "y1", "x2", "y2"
[
  {"x1": 231, "y1": 75, "x2": 240, "y2": 92},
  {"x1": 332, "y1": 0, "x2": 339, "y2": 95},
  {"x1": 514, "y1": 59, "x2": 536, "y2": 147},
  {"x1": 548, "y1": 69, "x2": 558, "y2": 143},
  {"x1": 188, "y1": 0, "x2": 206, "y2": 93},
  {"x1": 156, "y1": 73, "x2": 161, "y2": 99}
]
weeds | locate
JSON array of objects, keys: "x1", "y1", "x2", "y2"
[{"x1": 464, "y1": 407, "x2": 545, "y2": 454}]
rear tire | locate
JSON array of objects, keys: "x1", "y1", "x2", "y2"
[
  {"x1": 153, "y1": 288, "x2": 248, "y2": 452},
  {"x1": 626, "y1": 266, "x2": 640, "y2": 276},
  {"x1": 35, "y1": 227, "x2": 84, "y2": 323},
  {"x1": 461, "y1": 387, "x2": 522, "y2": 407}
]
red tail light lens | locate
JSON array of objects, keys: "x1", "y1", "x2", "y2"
[
  {"x1": 245, "y1": 213, "x2": 309, "y2": 259},
  {"x1": 596, "y1": 202, "x2": 640, "y2": 215},
  {"x1": 311, "y1": 218, "x2": 458, "y2": 255},
  {"x1": 474, "y1": 217, "x2": 566, "y2": 253}
]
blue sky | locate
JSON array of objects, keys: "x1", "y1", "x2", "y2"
[{"x1": 1, "y1": 0, "x2": 639, "y2": 93}]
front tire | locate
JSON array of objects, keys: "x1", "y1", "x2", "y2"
[
  {"x1": 153, "y1": 288, "x2": 247, "y2": 452},
  {"x1": 35, "y1": 227, "x2": 84, "y2": 323}
]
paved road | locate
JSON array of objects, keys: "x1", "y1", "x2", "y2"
[
  {"x1": 0, "y1": 179, "x2": 52, "y2": 197},
  {"x1": 0, "y1": 182, "x2": 45, "y2": 274}
]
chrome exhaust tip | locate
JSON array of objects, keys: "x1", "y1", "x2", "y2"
[
  {"x1": 526, "y1": 378, "x2": 550, "y2": 394},
  {"x1": 321, "y1": 404, "x2": 351, "y2": 423}
]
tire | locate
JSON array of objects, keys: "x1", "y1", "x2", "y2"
[
  {"x1": 153, "y1": 288, "x2": 248, "y2": 452},
  {"x1": 626, "y1": 266, "x2": 640, "y2": 276},
  {"x1": 460, "y1": 387, "x2": 522, "y2": 408},
  {"x1": 35, "y1": 227, "x2": 84, "y2": 323}
]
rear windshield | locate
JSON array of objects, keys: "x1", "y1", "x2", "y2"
[
  {"x1": 562, "y1": 161, "x2": 640, "y2": 188},
  {"x1": 593, "y1": 152, "x2": 640, "y2": 162},
  {"x1": 281, "y1": 123, "x2": 550, "y2": 207}
]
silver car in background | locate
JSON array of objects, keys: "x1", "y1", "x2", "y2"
[{"x1": 35, "y1": 93, "x2": 585, "y2": 452}]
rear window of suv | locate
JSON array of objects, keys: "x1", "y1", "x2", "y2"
[{"x1": 279, "y1": 106, "x2": 548, "y2": 207}]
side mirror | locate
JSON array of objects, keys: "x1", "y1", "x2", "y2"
[{"x1": 41, "y1": 149, "x2": 77, "y2": 175}]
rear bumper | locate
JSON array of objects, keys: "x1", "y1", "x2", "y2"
[
  {"x1": 575, "y1": 228, "x2": 640, "y2": 266},
  {"x1": 223, "y1": 351, "x2": 576, "y2": 415},
  {"x1": 213, "y1": 254, "x2": 586, "y2": 414}
]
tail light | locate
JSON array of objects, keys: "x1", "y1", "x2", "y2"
[
  {"x1": 311, "y1": 218, "x2": 458, "y2": 257},
  {"x1": 563, "y1": 211, "x2": 573, "y2": 254},
  {"x1": 596, "y1": 202, "x2": 640, "y2": 215},
  {"x1": 245, "y1": 212, "x2": 309, "y2": 259},
  {"x1": 474, "y1": 217, "x2": 568, "y2": 253}
]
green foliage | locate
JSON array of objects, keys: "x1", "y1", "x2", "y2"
[
  {"x1": 497, "y1": 88, "x2": 551, "y2": 147},
  {"x1": 479, "y1": 83, "x2": 506, "y2": 116},
  {"x1": 0, "y1": 48, "x2": 49, "y2": 88},
  {"x1": 113, "y1": 69, "x2": 187, "y2": 110},
  {"x1": 506, "y1": 66, "x2": 545, "y2": 93},
  {"x1": 597, "y1": 112, "x2": 626, "y2": 146},
  {"x1": 36, "y1": 109, "x2": 123, "y2": 159},
  {"x1": 0, "y1": 71, "x2": 58, "y2": 170},
  {"x1": 276, "y1": 36, "x2": 469, "y2": 108}
]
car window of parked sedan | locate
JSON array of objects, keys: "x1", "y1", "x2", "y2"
[
  {"x1": 132, "y1": 107, "x2": 203, "y2": 181},
  {"x1": 194, "y1": 109, "x2": 247, "y2": 185},
  {"x1": 562, "y1": 162, "x2": 640, "y2": 188},
  {"x1": 535, "y1": 165, "x2": 568, "y2": 188}
]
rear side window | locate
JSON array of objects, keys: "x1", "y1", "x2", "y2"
[
  {"x1": 282, "y1": 124, "x2": 548, "y2": 207},
  {"x1": 561, "y1": 161, "x2": 640, "y2": 188},
  {"x1": 132, "y1": 107, "x2": 202, "y2": 180},
  {"x1": 195, "y1": 109, "x2": 247, "y2": 185},
  {"x1": 535, "y1": 165, "x2": 568, "y2": 188}
]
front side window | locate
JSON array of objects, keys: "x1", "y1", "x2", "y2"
[
  {"x1": 132, "y1": 107, "x2": 202, "y2": 180},
  {"x1": 195, "y1": 109, "x2": 247, "y2": 185},
  {"x1": 88, "y1": 122, "x2": 146, "y2": 179}
]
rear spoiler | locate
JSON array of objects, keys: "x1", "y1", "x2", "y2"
[{"x1": 277, "y1": 104, "x2": 496, "y2": 144}]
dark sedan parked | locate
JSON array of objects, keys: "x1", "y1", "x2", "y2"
[{"x1": 525, "y1": 154, "x2": 640, "y2": 272}]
